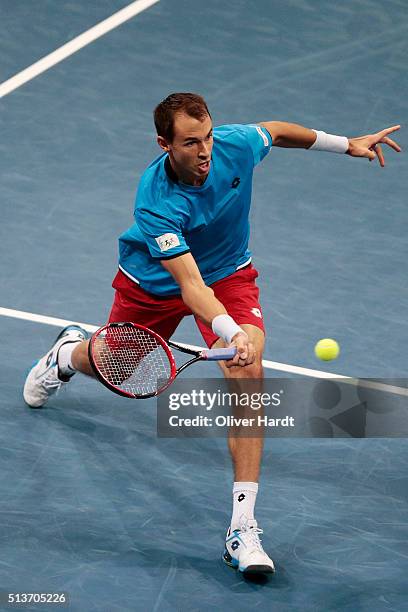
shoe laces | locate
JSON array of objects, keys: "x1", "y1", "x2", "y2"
[
  {"x1": 41, "y1": 369, "x2": 63, "y2": 392},
  {"x1": 240, "y1": 519, "x2": 264, "y2": 552}
]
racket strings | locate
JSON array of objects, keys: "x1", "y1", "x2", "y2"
[{"x1": 93, "y1": 326, "x2": 172, "y2": 396}]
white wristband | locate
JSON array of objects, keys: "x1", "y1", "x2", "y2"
[
  {"x1": 211, "y1": 314, "x2": 246, "y2": 344},
  {"x1": 310, "y1": 130, "x2": 349, "y2": 154}
]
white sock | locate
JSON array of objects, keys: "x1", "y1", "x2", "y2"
[
  {"x1": 57, "y1": 342, "x2": 80, "y2": 377},
  {"x1": 230, "y1": 481, "x2": 258, "y2": 531}
]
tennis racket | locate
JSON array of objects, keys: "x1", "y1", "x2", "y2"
[{"x1": 88, "y1": 322, "x2": 237, "y2": 399}]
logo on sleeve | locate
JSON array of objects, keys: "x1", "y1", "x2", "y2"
[
  {"x1": 155, "y1": 233, "x2": 180, "y2": 252},
  {"x1": 254, "y1": 125, "x2": 269, "y2": 147}
]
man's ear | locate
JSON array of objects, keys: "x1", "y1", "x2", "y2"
[{"x1": 157, "y1": 136, "x2": 170, "y2": 152}]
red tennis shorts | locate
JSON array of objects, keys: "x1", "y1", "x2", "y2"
[{"x1": 108, "y1": 264, "x2": 265, "y2": 348}]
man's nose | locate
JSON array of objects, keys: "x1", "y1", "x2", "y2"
[{"x1": 198, "y1": 141, "x2": 210, "y2": 158}]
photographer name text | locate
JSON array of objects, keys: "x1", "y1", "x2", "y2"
[{"x1": 168, "y1": 415, "x2": 295, "y2": 428}]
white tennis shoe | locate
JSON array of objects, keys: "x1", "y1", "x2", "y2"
[
  {"x1": 223, "y1": 518, "x2": 275, "y2": 574},
  {"x1": 23, "y1": 325, "x2": 88, "y2": 408}
]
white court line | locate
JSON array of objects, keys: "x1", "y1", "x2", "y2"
[
  {"x1": 0, "y1": 0, "x2": 160, "y2": 99},
  {"x1": 0, "y1": 306, "x2": 407, "y2": 398}
]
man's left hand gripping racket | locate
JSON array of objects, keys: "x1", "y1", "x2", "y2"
[{"x1": 88, "y1": 322, "x2": 237, "y2": 398}]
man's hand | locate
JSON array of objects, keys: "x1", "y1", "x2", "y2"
[
  {"x1": 347, "y1": 125, "x2": 401, "y2": 167},
  {"x1": 225, "y1": 331, "x2": 256, "y2": 368}
]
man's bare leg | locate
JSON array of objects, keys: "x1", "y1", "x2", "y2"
[
  {"x1": 212, "y1": 324, "x2": 265, "y2": 483},
  {"x1": 216, "y1": 325, "x2": 275, "y2": 572},
  {"x1": 71, "y1": 339, "x2": 95, "y2": 377}
]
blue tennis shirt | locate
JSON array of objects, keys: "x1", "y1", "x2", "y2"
[{"x1": 118, "y1": 123, "x2": 272, "y2": 296}]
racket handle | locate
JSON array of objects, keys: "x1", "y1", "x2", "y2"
[{"x1": 201, "y1": 347, "x2": 237, "y2": 361}]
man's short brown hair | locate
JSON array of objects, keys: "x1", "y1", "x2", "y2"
[{"x1": 154, "y1": 93, "x2": 211, "y2": 142}]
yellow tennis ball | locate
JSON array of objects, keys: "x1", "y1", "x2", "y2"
[{"x1": 314, "y1": 338, "x2": 340, "y2": 361}]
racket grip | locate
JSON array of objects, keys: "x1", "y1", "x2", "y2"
[{"x1": 201, "y1": 347, "x2": 237, "y2": 361}]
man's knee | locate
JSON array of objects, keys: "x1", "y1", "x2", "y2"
[{"x1": 223, "y1": 361, "x2": 263, "y2": 379}]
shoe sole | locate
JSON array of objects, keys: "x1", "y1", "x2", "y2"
[
  {"x1": 241, "y1": 564, "x2": 275, "y2": 574},
  {"x1": 24, "y1": 359, "x2": 48, "y2": 408},
  {"x1": 223, "y1": 550, "x2": 275, "y2": 574}
]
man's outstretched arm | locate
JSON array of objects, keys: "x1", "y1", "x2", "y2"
[{"x1": 259, "y1": 121, "x2": 401, "y2": 167}]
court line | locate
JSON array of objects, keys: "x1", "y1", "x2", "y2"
[
  {"x1": 0, "y1": 306, "x2": 407, "y2": 398},
  {"x1": 0, "y1": 0, "x2": 160, "y2": 99}
]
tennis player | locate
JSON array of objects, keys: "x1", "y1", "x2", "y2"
[{"x1": 23, "y1": 93, "x2": 401, "y2": 575}]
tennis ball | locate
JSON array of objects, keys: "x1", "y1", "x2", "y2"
[{"x1": 314, "y1": 338, "x2": 340, "y2": 361}]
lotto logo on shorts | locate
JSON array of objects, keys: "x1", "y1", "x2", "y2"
[
  {"x1": 251, "y1": 308, "x2": 262, "y2": 319},
  {"x1": 155, "y1": 233, "x2": 180, "y2": 252}
]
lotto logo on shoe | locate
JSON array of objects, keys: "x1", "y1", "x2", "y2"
[
  {"x1": 155, "y1": 233, "x2": 180, "y2": 252},
  {"x1": 238, "y1": 494, "x2": 246, "y2": 502},
  {"x1": 251, "y1": 308, "x2": 262, "y2": 319}
]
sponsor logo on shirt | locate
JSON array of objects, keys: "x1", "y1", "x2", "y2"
[
  {"x1": 253, "y1": 125, "x2": 269, "y2": 147},
  {"x1": 155, "y1": 233, "x2": 180, "y2": 252}
]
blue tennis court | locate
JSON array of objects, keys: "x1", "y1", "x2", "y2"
[{"x1": 1, "y1": 1, "x2": 407, "y2": 610}]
